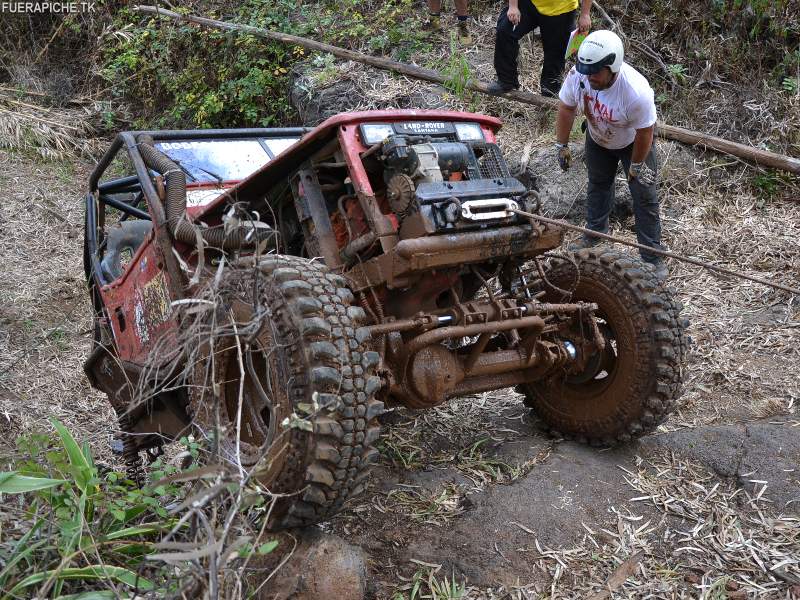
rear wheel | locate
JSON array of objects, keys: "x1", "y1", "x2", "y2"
[
  {"x1": 520, "y1": 249, "x2": 687, "y2": 445},
  {"x1": 190, "y1": 256, "x2": 384, "y2": 528}
]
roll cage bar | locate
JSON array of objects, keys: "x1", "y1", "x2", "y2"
[{"x1": 84, "y1": 127, "x2": 310, "y2": 292}]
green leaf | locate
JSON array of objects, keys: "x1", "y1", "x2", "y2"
[
  {"x1": 257, "y1": 540, "x2": 279, "y2": 555},
  {"x1": 54, "y1": 592, "x2": 117, "y2": 600},
  {"x1": 0, "y1": 472, "x2": 66, "y2": 493},
  {"x1": 11, "y1": 565, "x2": 155, "y2": 594},
  {"x1": 51, "y1": 418, "x2": 96, "y2": 494},
  {"x1": 0, "y1": 519, "x2": 47, "y2": 587},
  {"x1": 110, "y1": 541, "x2": 155, "y2": 557},
  {"x1": 121, "y1": 503, "x2": 149, "y2": 524},
  {"x1": 411, "y1": 577, "x2": 421, "y2": 600},
  {"x1": 81, "y1": 441, "x2": 95, "y2": 467},
  {"x1": 104, "y1": 523, "x2": 166, "y2": 541}
]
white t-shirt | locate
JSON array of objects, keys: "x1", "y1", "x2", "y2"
[{"x1": 558, "y1": 63, "x2": 657, "y2": 150}]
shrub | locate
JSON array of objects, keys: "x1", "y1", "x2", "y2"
[{"x1": 0, "y1": 419, "x2": 277, "y2": 597}]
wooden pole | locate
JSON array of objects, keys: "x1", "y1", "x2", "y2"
[{"x1": 135, "y1": 5, "x2": 800, "y2": 175}]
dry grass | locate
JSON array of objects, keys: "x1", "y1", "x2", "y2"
[
  {"x1": 0, "y1": 89, "x2": 102, "y2": 159},
  {"x1": 445, "y1": 453, "x2": 800, "y2": 599},
  {"x1": 375, "y1": 483, "x2": 468, "y2": 526},
  {"x1": 0, "y1": 147, "x2": 113, "y2": 456}
]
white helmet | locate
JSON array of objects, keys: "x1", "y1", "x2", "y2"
[{"x1": 576, "y1": 30, "x2": 624, "y2": 74}]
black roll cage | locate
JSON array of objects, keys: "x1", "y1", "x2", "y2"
[{"x1": 83, "y1": 127, "x2": 310, "y2": 296}]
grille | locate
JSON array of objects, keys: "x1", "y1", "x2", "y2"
[{"x1": 473, "y1": 143, "x2": 511, "y2": 179}]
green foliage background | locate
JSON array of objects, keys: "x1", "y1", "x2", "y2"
[
  {"x1": 0, "y1": 0, "x2": 432, "y2": 130},
  {"x1": 0, "y1": 0, "x2": 796, "y2": 132}
]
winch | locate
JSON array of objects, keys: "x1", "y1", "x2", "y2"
[{"x1": 380, "y1": 134, "x2": 527, "y2": 235}]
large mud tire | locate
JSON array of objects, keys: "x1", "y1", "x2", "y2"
[
  {"x1": 520, "y1": 248, "x2": 687, "y2": 445},
  {"x1": 191, "y1": 256, "x2": 383, "y2": 528}
]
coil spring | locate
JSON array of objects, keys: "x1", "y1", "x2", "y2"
[{"x1": 118, "y1": 413, "x2": 144, "y2": 486}]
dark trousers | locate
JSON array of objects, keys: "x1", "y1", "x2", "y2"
[
  {"x1": 494, "y1": 3, "x2": 575, "y2": 97},
  {"x1": 584, "y1": 132, "x2": 663, "y2": 264}
]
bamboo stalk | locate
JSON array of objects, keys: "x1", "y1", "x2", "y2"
[{"x1": 134, "y1": 5, "x2": 800, "y2": 175}]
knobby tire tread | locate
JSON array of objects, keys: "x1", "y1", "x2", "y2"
[
  {"x1": 522, "y1": 248, "x2": 687, "y2": 446},
  {"x1": 230, "y1": 255, "x2": 383, "y2": 528}
]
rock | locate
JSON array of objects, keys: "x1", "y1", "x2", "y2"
[
  {"x1": 640, "y1": 418, "x2": 800, "y2": 511},
  {"x1": 251, "y1": 530, "x2": 368, "y2": 600},
  {"x1": 329, "y1": 417, "x2": 799, "y2": 590},
  {"x1": 508, "y1": 144, "x2": 633, "y2": 226},
  {"x1": 290, "y1": 62, "x2": 449, "y2": 126},
  {"x1": 357, "y1": 438, "x2": 664, "y2": 590}
]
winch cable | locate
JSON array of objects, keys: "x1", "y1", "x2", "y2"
[{"x1": 510, "y1": 207, "x2": 800, "y2": 296}]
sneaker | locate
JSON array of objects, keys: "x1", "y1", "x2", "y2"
[
  {"x1": 457, "y1": 21, "x2": 472, "y2": 44},
  {"x1": 567, "y1": 235, "x2": 601, "y2": 252},
  {"x1": 424, "y1": 14, "x2": 441, "y2": 31},
  {"x1": 487, "y1": 81, "x2": 519, "y2": 95}
]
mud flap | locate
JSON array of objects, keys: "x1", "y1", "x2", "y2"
[{"x1": 84, "y1": 344, "x2": 134, "y2": 416}]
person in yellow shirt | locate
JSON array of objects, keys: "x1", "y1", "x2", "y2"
[{"x1": 488, "y1": 0, "x2": 592, "y2": 97}]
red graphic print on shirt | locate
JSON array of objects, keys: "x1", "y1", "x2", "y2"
[
  {"x1": 582, "y1": 93, "x2": 619, "y2": 127},
  {"x1": 582, "y1": 91, "x2": 619, "y2": 143}
]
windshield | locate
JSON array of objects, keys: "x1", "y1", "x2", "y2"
[{"x1": 155, "y1": 137, "x2": 300, "y2": 183}]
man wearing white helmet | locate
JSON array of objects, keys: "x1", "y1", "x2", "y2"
[{"x1": 554, "y1": 29, "x2": 667, "y2": 279}]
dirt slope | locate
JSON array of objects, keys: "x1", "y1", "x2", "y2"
[{"x1": 0, "y1": 150, "x2": 113, "y2": 452}]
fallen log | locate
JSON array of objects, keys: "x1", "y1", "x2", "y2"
[{"x1": 135, "y1": 5, "x2": 800, "y2": 176}]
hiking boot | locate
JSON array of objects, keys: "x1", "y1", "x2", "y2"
[
  {"x1": 487, "y1": 81, "x2": 519, "y2": 95},
  {"x1": 424, "y1": 13, "x2": 441, "y2": 31},
  {"x1": 567, "y1": 235, "x2": 601, "y2": 252},
  {"x1": 457, "y1": 21, "x2": 472, "y2": 44}
]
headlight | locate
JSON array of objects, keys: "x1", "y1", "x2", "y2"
[
  {"x1": 454, "y1": 122, "x2": 484, "y2": 142},
  {"x1": 360, "y1": 123, "x2": 395, "y2": 145}
]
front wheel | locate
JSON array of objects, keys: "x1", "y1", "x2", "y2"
[
  {"x1": 520, "y1": 249, "x2": 688, "y2": 445},
  {"x1": 189, "y1": 256, "x2": 384, "y2": 528}
]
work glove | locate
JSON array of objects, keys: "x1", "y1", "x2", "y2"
[
  {"x1": 628, "y1": 161, "x2": 657, "y2": 186},
  {"x1": 555, "y1": 143, "x2": 571, "y2": 171}
]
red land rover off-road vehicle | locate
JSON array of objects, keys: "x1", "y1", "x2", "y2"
[{"x1": 84, "y1": 110, "x2": 687, "y2": 528}]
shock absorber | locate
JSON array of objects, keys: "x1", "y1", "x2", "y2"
[{"x1": 117, "y1": 413, "x2": 144, "y2": 485}]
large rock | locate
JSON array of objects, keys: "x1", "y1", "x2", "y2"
[
  {"x1": 508, "y1": 143, "x2": 634, "y2": 226},
  {"x1": 290, "y1": 61, "x2": 449, "y2": 126},
  {"x1": 640, "y1": 418, "x2": 800, "y2": 511},
  {"x1": 332, "y1": 415, "x2": 799, "y2": 590},
  {"x1": 251, "y1": 530, "x2": 368, "y2": 600}
]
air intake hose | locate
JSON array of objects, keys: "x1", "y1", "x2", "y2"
[{"x1": 137, "y1": 135, "x2": 265, "y2": 250}]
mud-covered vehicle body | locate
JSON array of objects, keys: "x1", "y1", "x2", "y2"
[{"x1": 84, "y1": 110, "x2": 687, "y2": 527}]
